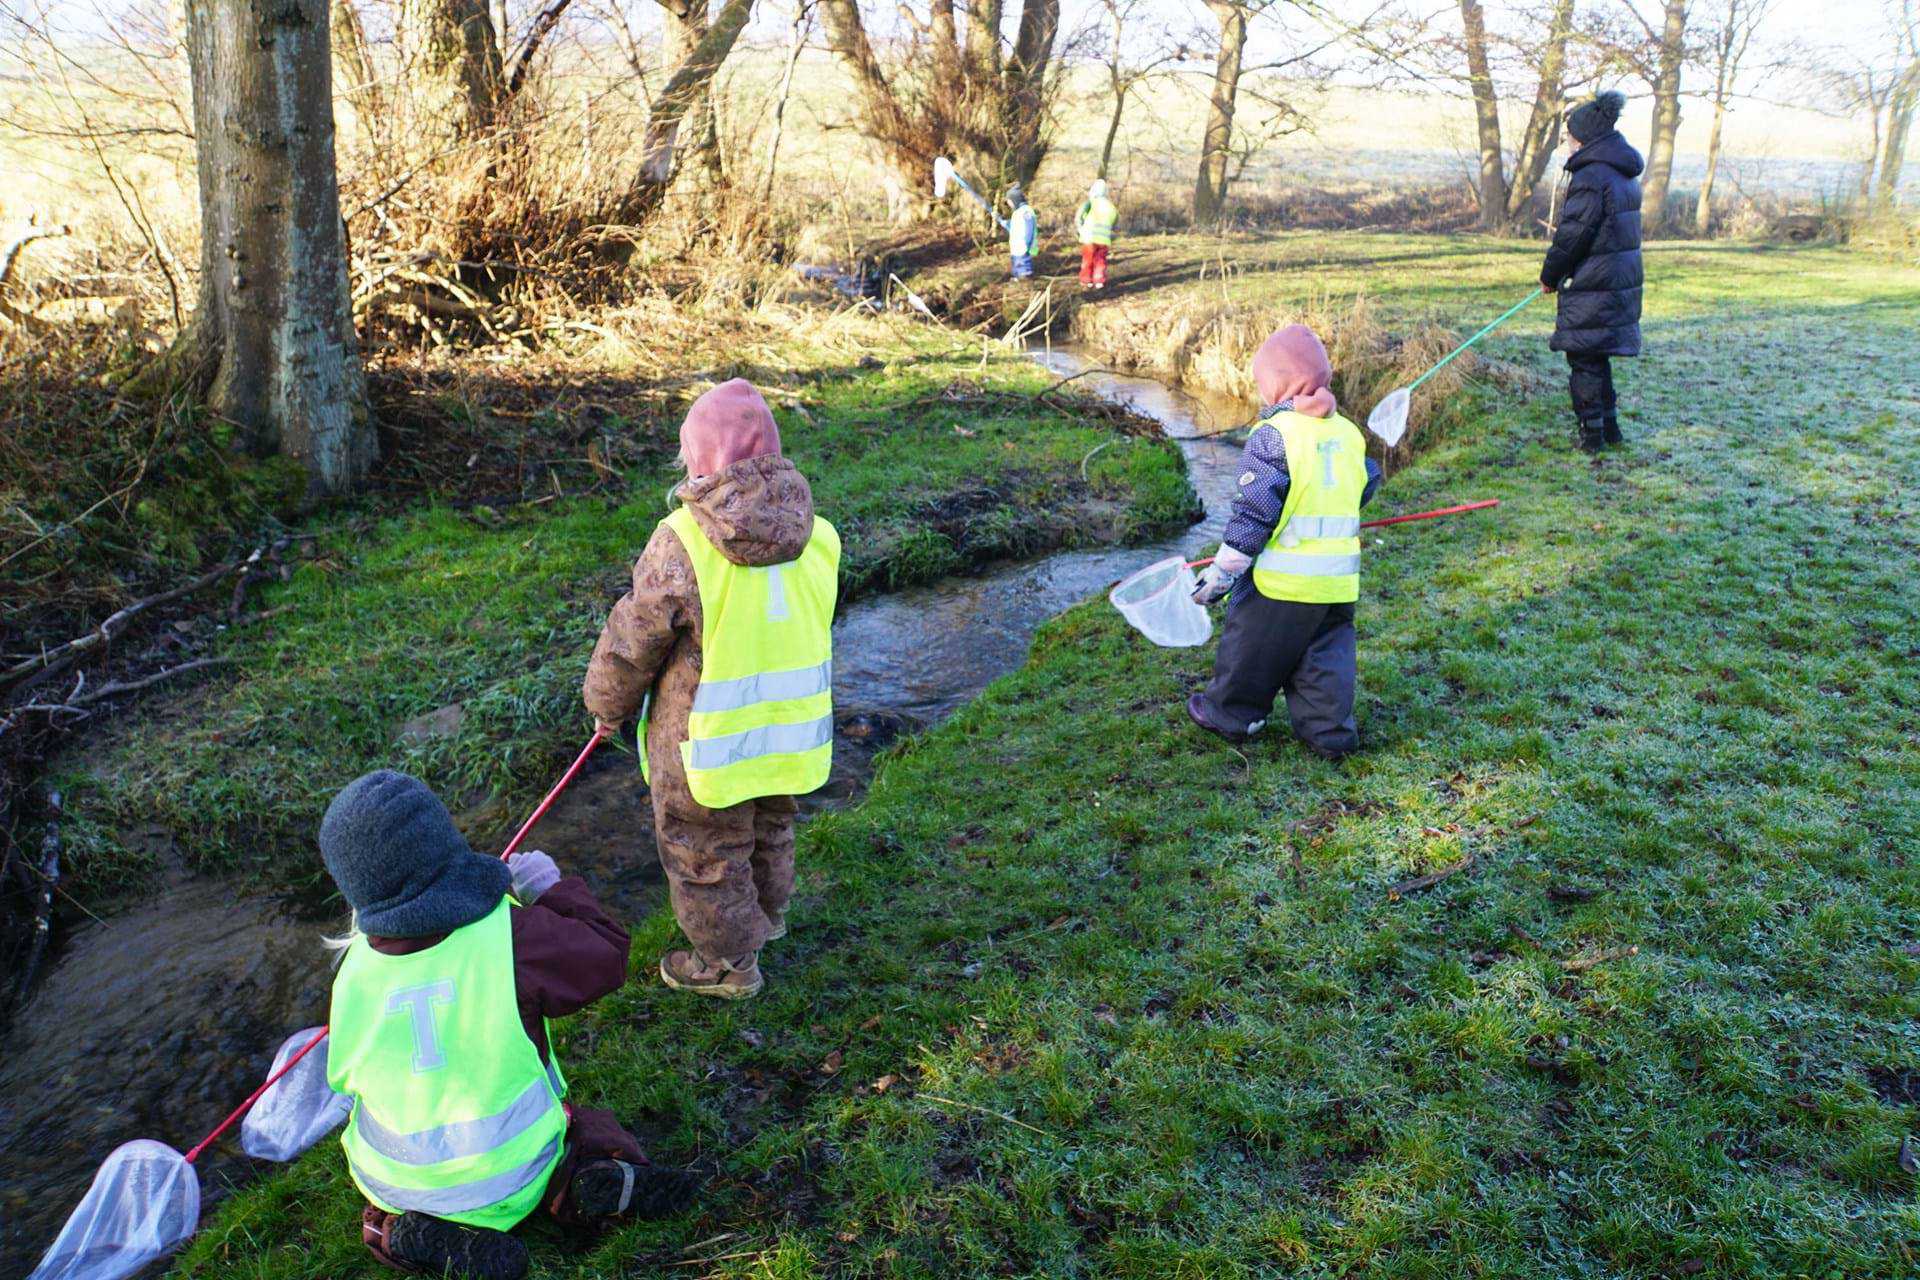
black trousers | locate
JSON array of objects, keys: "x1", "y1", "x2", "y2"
[
  {"x1": 1199, "y1": 592, "x2": 1359, "y2": 757},
  {"x1": 1567, "y1": 353, "x2": 1616, "y2": 422}
]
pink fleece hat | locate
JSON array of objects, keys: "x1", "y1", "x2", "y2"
[
  {"x1": 680, "y1": 378, "x2": 782, "y2": 477},
  {"x1": 1253, "y1": 324, "x2": 1337, "y2": 417}
]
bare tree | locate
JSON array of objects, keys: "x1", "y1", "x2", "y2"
[
  {"x1": 1094, "y1": 0, "x2": 1192, "y2": 178},
  {"x1": 1876, "y1": 0, "x2": 1920, "y2": 205},
  {"x1": 145, "y1": 0, "x2": 372, "y2": 495},
  {"x1": 1691, "y1": 0, "x2": 1772, "y2": 234},
  {"x1": 1440, "y1": 0, "x2": 1582, "y2": 233},
  {"x1": 1458, "y1": 0, "x2": 1508, "y2": 228},
  {"x1": 1193, "y1": 0, "x2": 1250, "y2": 222},
  {"x1": 1611, "y1": 0, "x2": 1692, "y2": 232},
  {"x1": 401, "y1": 0, "x2": 506, "y2": 138},
  {"x1": 632, "y1": 0, "x2": 756, "y2": 204},
  {"x1": 762, "y1": 0, "x2": 818, "y2": 198},
  {"x1": 819, "y1": 0, "x2": 1066, "y2": 222}
]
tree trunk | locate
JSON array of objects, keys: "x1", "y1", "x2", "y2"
[
  {"x1": 1192, "y1": 0, "x2": 1247, "y2": 225},
  {"x1": 1693, "y1": 94, "x2": 1727, "y2": 234},
  {"x1": 663, "y1": 2, "x2": 724, "y2": 183},
  {"x1": 820, "y1": 0, "x2": 932, "y2": 221},
  {"x1": 168, "y1": 0, "x2": 372, "y2": 496},
  {"x1": 331, "y1": 0, "x2": 381, "y2": 117},
  {"x1": 1002, "y1": 0, "x2": 1061, "y2": 185},
  {"x1": 1640, "y1": 0, "x2": 1688, "y2": 234},
  {"x1": 1457, "y1": 0, "x2": 1507, "y2": 231},
  {"x1": 966, "y1": 0, "x2": 1003, "y2": 74},
  {"x1": 632, "y1": 0, "x2": 754, "y2": 211},
  {"x1": 1876, "y1": 61, "x2": 1920, "y2": 206},
  {"x1": 762, "y1": 2, "x2": 812, "y2": 200},
  {"x1": 1100, "y1": 77, "x2": 1127, "y2": 178},
  {"x1": 1502, "y1": 0, "x2": 1573, "y2": 229},
  {"x1": 400, "y1": 0, "x2": 503, "y2": 139}
]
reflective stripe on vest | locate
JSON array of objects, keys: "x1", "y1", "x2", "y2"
[
  {"x1": 652, "y1": 506, "x2": 841, "y2": 810},
  {"x1": 1250, "y1": 410, "x2": 1368, "y2": 605},
  {"x1": 351, "y1": 1076, "x2": 555, "y2": 1166},
  {"x1": 1254, "y1": 550, "x2": 1362, "y2": 577},
  {"x1": 328, "y1": 898, "x2": 567, "y2": 1232},
  {"x1": 349, "y1": 1135, "x2": 562, "y2": 1218},
  {"x1": 691, "y1": 659, "x2": 833, "y2": 714}
]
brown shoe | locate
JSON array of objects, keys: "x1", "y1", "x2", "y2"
[
  {"x1": 660, "y1": 949, "x2": 763, "y2": 999},
  {"x1": 764, "y1": 912, "x2": 787, "y2": 942}
]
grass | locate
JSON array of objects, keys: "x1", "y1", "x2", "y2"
[
  {"x1": 165, "y1": 233, "x2": 1920, "y2": 1277},
  {"x1": 54, "y1": 323, "x2": 1194, "y2": 897}
]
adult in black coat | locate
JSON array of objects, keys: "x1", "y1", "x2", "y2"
[{"x1": 1541, "y1": 91, "x2": 1643, "y2": 451}]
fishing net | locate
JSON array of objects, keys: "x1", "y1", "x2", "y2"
[
  {"x1": 1367, "y1": 386, "x2": 1410, "y2": 447},
  {"x1": 28, "y1": 1139, "x2": 199, "y2": 1280},
  {"x1": 1110, "y1": 556, "x2": 1212, "y2": 648},
  {"x1": 241, "y1": 1026, "x2": 349, "y2": 1162},
  {"x1": 933, "y1": 156, "x2": 954, "y2": 198}
]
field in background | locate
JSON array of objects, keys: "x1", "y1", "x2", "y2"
[{"x1": 0, "y1": 41, "x2": 1902, "y2": 287}]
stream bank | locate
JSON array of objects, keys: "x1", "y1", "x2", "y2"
[{"x1": 0, "y1": 348, "x2": 1250, "y2": 1276}]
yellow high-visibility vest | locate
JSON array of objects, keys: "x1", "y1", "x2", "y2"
[
  {"x1": 642, "y1": 505, "x2": 840, "y2": 810},
  {"x1": 1250, "y1": 410, "x2": 1368, "y2": 604},
  {"x1": 329, "y1": 897, "x2": 567, "y2": 1232},
  {"x1": 1077, "y1": 197, "x2": 1117, "y2": 246}
]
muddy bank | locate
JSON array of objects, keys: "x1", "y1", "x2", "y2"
[{"x1": 0, "y1": 348, "x2": 1249, "y2": 1276}]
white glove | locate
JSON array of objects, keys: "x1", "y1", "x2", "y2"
[
  {"x1": 507, "y1": 850, "x2": 562, "y2": 904},
  {"x1": 1192, "y1": 545, "x2": 1252, "y2": 604}
]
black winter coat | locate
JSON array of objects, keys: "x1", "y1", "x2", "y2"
[{"x1": 1541, "y1": 131, "x2": 1644, "y2": 357}]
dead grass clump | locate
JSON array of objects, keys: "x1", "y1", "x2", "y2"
[{"x1": 1073, "y1": 291, "x2": 1481, "y2": 461}]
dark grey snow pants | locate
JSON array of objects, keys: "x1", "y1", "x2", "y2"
[{"x1": 1198, "y1": 592, "x2": 1359, "y2": 758}]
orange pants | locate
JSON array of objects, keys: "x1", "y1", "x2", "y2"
[{"x1": 1080, "y1": 243, "x2": 1109, "y2": 286}]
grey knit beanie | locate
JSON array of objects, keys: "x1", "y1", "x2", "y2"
[
  {"x1": 1567, "y1": 90, "x2": 1626, "y2": 144},
  {"x1": 320, "y1": 770, "x2": 511, "y2": 938}
]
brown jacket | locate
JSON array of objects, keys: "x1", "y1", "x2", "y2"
[
  {"x1": 366, "y1": 877, "x2": 629, "y2": 1063},
  {"x1": 583, "y1": 456, "x2": 818, "y2": 812}
]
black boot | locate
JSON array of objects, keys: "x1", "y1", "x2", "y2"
[
  {"x1": 1577, "y1": 418, "x2": 1606, "y2": 453},
  {"x1": 385, "y1": 1212, "x2": 528, "y2": 1280},
  {"x1": 1602, "y1": 414, "x2": 1623, "y2": 446},
  {"x1": 568, "y1": 1158, "x2": 701, "y2": 1221}
]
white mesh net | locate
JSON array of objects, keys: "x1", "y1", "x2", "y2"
[
  {"x1": 933, "y1": 156, "x2": 954, "y2": 199},
  {"x1": 241, "y1": 1026, "x2": 349, "y2": 1162},
  {"x1": 1367, "y1": 386, "x2": 1410, "y2": 447},
  {"x1": 1110, "y1": 556, "x2": 1212, "y2": 648},
  {"x1": 28, "y1": 1140, "x2": 200, "y2": 1280}
]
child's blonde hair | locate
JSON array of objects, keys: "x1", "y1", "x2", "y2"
[{"x1": 322, "y1": 911, "x2": 362, "y2": 968}]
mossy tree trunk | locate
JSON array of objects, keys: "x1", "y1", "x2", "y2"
[{"x1": 161, "y1": 0, "x2": 372, "y2": 497}]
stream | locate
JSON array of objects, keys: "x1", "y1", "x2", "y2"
[{"x1": 0, "y1": 347, "x2": 1248, "y2": 1274}]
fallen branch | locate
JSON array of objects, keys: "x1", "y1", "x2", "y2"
[
  {"x1": 9, "y1": 657, "x2": 235, "y2": 719},
  {"x1": 915, "y1": 1092, "x2": 1052, "y2": 1137},
  {"x1": 0, "y1": 548, "x2": 262, "y2": 689},
  {"x1": 0, "y1": 223, "x2": 70, "y2": 293},
  {"x1": 1562, "y1": 944, "x2": 1639, "y2": 973},
  {"x1": 1387, "y1": 854, "x2": 1475, "y2": 900}
]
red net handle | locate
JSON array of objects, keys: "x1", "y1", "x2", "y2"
[{"x1": 1186, "y1": 500, "x2": 1500, "y2": 569}]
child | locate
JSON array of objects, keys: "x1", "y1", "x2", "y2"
[
  {"x1": 1186, "y1": 325, "x2": 1381, "y2": 760},
  {"x1": 321, "y1": 769, "x2": 696, "y2": 1280},
  {"x1": 584, "y1": 379, "x2": 839, "y2": 1000},
  {"x1": 1541, "y1": 89, "x2": 1643, "y2": 451},
  {"x1": 1007, "y1": 185, "x2": 1038, "y2": 280},
  {"x1": 1075, "y1": 179, "x2": 1117, "y2": 289}
]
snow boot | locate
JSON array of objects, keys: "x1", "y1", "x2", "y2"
[
  {"x1": 660, "y1": 949, "x2": 763, "y2": 999},
  {"x1": 381, "y1": 1212, "x2": 528, "y2": 1280},
  {"x1": 567, "y1": 1159, "x2": 702, "y2": 1221}
]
